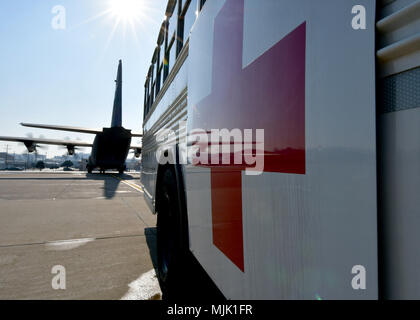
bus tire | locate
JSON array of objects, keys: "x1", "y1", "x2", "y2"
[{"x1": 156, "y1": 166, "x2": 188, "y2": 299}]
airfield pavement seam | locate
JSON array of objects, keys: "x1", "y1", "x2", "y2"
[{"x1": 0, "y1": 233, "x2": 147, "y2": 249}]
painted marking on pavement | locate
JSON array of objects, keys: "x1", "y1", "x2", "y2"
[
  {"x1": 111, "y1": 175, "x2": 144, "y2": 194},
  {"x1": 120, "y1": 269, "x2": 162, "y2": 300}
]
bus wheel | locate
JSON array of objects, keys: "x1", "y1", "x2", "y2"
[{"x1": 156, "y1": 167, "x2": 188, "y2": 299}]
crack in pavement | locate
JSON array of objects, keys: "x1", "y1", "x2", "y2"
[{"x1": 0, "y1": 233, "x2": 148, "y2": 249}]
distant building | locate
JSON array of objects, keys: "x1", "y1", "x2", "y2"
[
  {"x1": 0, "y1": 152, "x2": 16, "y2": 169},
  {"x1": 79, "y1": 159, "x2": 88, "y2": 171},
  {"x1": 126, "y1": 157, "x2": 141, "y2": 172},
  {"x1": 0, "y1": 152, "x2": 14, "y2": 162}
]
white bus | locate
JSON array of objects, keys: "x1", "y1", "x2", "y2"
[{"x1": 141, "y1": 0, "x2": 420, "y2": 299}]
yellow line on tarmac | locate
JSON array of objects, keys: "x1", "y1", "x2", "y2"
[{"x1": 111, "y1": 175, "x2": 144, "y2": 194}]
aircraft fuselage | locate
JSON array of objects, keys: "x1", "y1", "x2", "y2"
[
  {"x1": 0, "y1": 60, "x2": 142, "y2": 174},
  {"x1": 87, "y1": 126, "x2": 132, "y2": 173}
]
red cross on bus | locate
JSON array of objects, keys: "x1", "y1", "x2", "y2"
[{"x1": 192, "y1": 0, "x2": 306, "y2": 272}]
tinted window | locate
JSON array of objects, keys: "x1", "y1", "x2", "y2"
[
  {"x1": 183, "y1": 0, "x2": 198, "y2": 43},
  {"x1": 168, "y1": 38, "x2": 176, "y2": 75},
  {"x1": 167, "y1": 1, "x2": 178, "y2": 46}
]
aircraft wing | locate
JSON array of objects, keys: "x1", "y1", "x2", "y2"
[
  {"x1": 0, "y1": 136, "x2": 93, "y2": 147},
  {"x1": 21, "y1": 123, "x2": 143, "y2": 137},
  {"x1": 0, "y1": 136, "x2": 35, "y2": 144},
  {"x1": 131, "y1": 132, "x2": 143, "y2": 137},
  {"x1": 21, "y1": 123, "x2": 102, "y2": 135}
]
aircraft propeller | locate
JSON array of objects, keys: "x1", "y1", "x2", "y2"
[
  {"x1": 57, "y1": 136, "x2": 86, "y2": 156},
  {"x1": 21, "y1": 133, "x2": 48, "y2": 153},
  {"x1": 129, "y1": 148, "x2": 142, "y2": 158}
]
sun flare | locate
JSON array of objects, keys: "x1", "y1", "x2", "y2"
[
  {"x1": 72, "y1": 0, "x2": 158, "y2": 54},
  {"x1": 109, "y1": 0, "x2": 145, "y2": 21}
]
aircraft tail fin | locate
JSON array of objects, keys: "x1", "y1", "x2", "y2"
[{"x1": 111, "y1": 60, "x2": 122, "y2": 128}]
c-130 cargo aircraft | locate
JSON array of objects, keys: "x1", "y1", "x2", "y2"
[{"x1": 0, "y1": 60, "x2": 142, "y2": 174}]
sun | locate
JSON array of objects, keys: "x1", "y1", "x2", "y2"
[
  {"x1": 72, "y1": 0, "x2": 158, "y2": 53},
  {"x1": 109, "y1": 0, "x2": 144, "y2": 21}
]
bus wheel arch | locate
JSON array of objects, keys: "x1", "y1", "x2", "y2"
[{"x1": 155, "y1": 163, "x2": 189, "y2": 298}]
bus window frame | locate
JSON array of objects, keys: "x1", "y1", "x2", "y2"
[{"x1": 144, "y1": 0, "x2": 208, "y2": 120}]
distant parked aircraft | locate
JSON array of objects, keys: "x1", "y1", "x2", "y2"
[{"x1": 0, "y1": 60, "x2": 142, "y2": 174}]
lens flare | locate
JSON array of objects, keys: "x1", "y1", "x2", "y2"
[
  {"x1": 109, "y1": 0, "x2": 144, "y2": 21},
  {"x1": 70, "y1": 0, "x2": 160, "y2": 55}
]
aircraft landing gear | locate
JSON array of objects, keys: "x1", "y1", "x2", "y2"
[
  {"x1": 87, "y1": 166, "x2": 93, "y2": 174},
  {"x1": 118, "y1": 166, "x2": 125, "y2": 175}
]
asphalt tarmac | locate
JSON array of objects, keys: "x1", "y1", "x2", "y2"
[{"x1": 0, "y1": 171, "x2": 161, "y2": 300}]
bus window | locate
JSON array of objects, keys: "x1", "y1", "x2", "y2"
[
  {"x1": 144, "y1": 78, "x2": 150, "y2": 117},
  {"x1": 143, "y1": 85, "x2": 148, "y2": 119},
  {"x1": 156, "y1": 64, "x2": 162, "y2": 95},
  {"x1": 167, "y1": 1, "x2": 179, "y2": 75},
  {"x1": 147, "y1": 63, "x2": 154, "y2": 108},
  {"x1": 167, "y1": 1, "x2": 178, "y2": 47},
  {"x1": 167, "y1": 36, "x2": 176, "y2": 75},
  {"x1": 200, "y1": 0, "x2": 206, "y2": 10},
  {"x1": 156, "y1": 46, "x2": 162, "y2": 95},
  {"x1": 182, "y1": 0, "x2": 198, "y2": 44}
]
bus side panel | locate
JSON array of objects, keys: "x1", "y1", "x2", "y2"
[
  {"x1": 377, "y1": 0, "x2": 420, "y2": 299},
  {"x1": 379, "y1": 106, "x2": 420, "y2": 299},
  {"x1": 186, "y1": 0, "x2": 378, "y2": 299},
  {"x1": 142, "y1": 58, "x2": 189, "y2": 212}
]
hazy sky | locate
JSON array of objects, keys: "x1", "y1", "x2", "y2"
[{"x1": 0, "y1": 0, "x2": 167, "y2": 157}]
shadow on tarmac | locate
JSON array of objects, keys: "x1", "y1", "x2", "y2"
[
  {"x1": 0, "y1": 172, "x2": 136, "y2": 181},
  {"x1": 0, "y1": 172, "x2": 138, "y2": 200},
  {"x1": 86, "y1": 173, "x2": 122, "y2": 199},
  {"x1": 85, "y1": 173, "x2": 138, "y2": 199}
]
